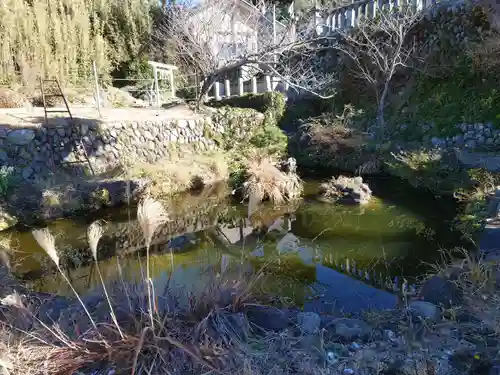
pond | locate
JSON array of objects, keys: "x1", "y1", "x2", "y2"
[{"x1": 1, "y1": 176, "x2": 464, "y2": 315}]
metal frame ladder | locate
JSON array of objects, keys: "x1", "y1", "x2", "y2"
[{"x1": 39, "y1": 77, "x2": 95, "y2": 175}]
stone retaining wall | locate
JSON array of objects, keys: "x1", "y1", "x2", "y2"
[
  {"x1": 388, "y1": 122, "x2": 500, "y2": 150},
  {"x1": 0, "y1": 109, "x2": 264, "y2": 181}
]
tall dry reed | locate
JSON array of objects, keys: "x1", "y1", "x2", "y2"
[
  {"x1": 137, "y1": 197, "x2": 169, "y2": 328},
  {"x1": 87, "y1": 220, "x2": 124, "y2": 339},
  {"x1": 31, "y1": 228, "x2": 100, "y2": 335}
]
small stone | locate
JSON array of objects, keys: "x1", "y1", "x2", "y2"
[
  {"x1": 297, "y1": 312, "x2": 321, "y2": 335},
  {"x1": 431, "y1": 136, "x2": 441, "y2": 146},
  {"x1": 21, "y1": 166, "x2": 34, "y2": 180},
  {"x1": 56, "y1": 127, "x2": 66, "y2": 137},
  {"x1": 110, "y1": 130, "x2": 117, "y2": 138},
  {"x1": 327, "y1": 318, "x2": 372, "y2": 342},
  {"x1": 486, "y1": 137, "x2": 494, "y2": 145},
  {"x1": 0, "y1": 210, "x2": 17, "y2": 231},
  {"x1": 80, "y1": 124, "x2": 89, "y2": 135},
  {"x1": 409, "y1": 300, "x2": 441, "y2": 321},
  {"x1": 466, "y1": 139, "x2": 476, "y2": 149}
]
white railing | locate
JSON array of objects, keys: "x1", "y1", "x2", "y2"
[
  {"x1": 206, "y1": 74, "x2": 288, "y2": 101},
  {"x1": 313, "y1": 0, "x2": 445, "y2": 34}
]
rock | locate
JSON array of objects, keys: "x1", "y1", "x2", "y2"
[
  {"x1": 56, "y1": 127, "x2": 66, "y2": 137},
  {"x1": 490, "y1": 362, "x2": 500, "y2": 375},
  {"x1": 408, "y1": 300, "x2": 441, "y2": 321},
  {"x1": 327, "y1": 318, "x2": 372, "y2": 342},
  {"x1": 0, "y1": 211, "x2": 17, "y2": 231},
  {"x1": 466, "y1": 139, "x2": 476, "y2": 149},
  {"x1": 419, "y1": 275, "x2": 463, "y2": 308},
  {"x1": 431, "y1": 136, "x2": 441, "y2": 146},
  {"x1": 297, "y1": 312, "x2": 321, "y2": 334},
  {"x1": 318, "y1": 176, "x2": 372, "y2": 205},
  {"x1": 245, "y1": 305, "x2": 289, "y2": 331},
  {"x1": 6, "y1": 129, "x2": 35, "y2": 145},
  {"x1": 0, "y1": 150, "x2": 7, "y2": 161},
  {"x1": 21, "y1": 167, "x2": 34, "y2": 180},
  {"x1": 80, "y1": 124, "x2": 89, "y2": 135}
]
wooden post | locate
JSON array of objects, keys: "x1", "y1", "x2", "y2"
[
  {"x1": 169, "y1": 69, "x2": 175, "y2": 98},
  {"x1": 92, "y1": 61, "x2": 102, "y2": 118},
  {"x1": 224, "y1": 79, "x2": 231, "y2": 97},
  {"x1": 214, "y1": 82, "x2": 221, "y2": 100},
  {"x1": 251, "y1": 76, "x2": 258, "y2": 94},
  {"x1": 153, "y1": 65, "x2": 160, "y2": 108}
]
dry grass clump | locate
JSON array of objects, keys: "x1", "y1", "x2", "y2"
[
  {"x1": 127, "y1": 151, "x2": 229, "y2": 198},
  {"x1": 0, "y1": 88, "x2": 27, "y2": 108},
  {"x1": 243, "y1": 156, "x2": 303, "y2": 216},
  {"x1": 0, "y1": 253, "x2": 298, "y2": 375}
]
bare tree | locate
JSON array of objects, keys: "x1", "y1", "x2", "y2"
[
  {"x1": 334, "y1": 6, "x2": 422, "y2": 136},
  {"x1": 156, "y1": 0, "x2": 337, "y2": 106}
]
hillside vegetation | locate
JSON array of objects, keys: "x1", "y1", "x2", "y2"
[{"x1": 0, "y1": 0, "x2": 153, "y2": 84}]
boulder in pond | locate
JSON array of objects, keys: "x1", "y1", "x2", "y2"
[
  {"x1": 419, "y1": 275, "x2": 463, "y2": 308},
  {"x1": 318, "y1": 176, "x2": 372, "y2": 205}
]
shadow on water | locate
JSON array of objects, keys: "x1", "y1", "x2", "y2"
[{"x1": 2, "y1": 176, "x2": 466, "y2": 314}]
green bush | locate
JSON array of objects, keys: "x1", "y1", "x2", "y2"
[
  {"x1": 0, "y1": 166, "x2": 15, "y2": 197},
  {"x1": 208, "y1": 92, "x2": 286, "y2": 127},
  {"x1": 208, "y1": 93, "x2": 288, "y2": 157},
  {"x1": 386, "y1": 149, "x2": 470, "y2": 194}
]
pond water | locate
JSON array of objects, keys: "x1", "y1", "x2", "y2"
[{"x1": 1, "y1": 177, "x2": 464, "y2": 314}]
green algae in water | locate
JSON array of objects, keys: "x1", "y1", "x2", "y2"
[{"x1": 2, "y1": 177, "x2": 463, "y2": 311}]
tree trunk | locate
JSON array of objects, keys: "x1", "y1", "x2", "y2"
[{"x1": 377, "y1": 70, "x2": 394, "y2": 139}]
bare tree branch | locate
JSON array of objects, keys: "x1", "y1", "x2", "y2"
[
  {"x1": 333, "y1": 6, "x2": 422, "y2": 136},
  {"x1": 155, "y1": 0, "x2": 338, "y2": 105}
]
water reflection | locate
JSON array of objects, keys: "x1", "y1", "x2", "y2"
[{"x1": 3, "y1": 178, "x2": 463, "y2": 313}]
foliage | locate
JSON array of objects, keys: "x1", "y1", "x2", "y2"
[
  {"x1": 208, "y1": 92, "x2": 286, "y2": 127},
  {"x1": 0, "y1": 0, "x2": 153, "y2": 84},
  {"x1": 289, "y1": 107, "x2": 379, "y2": 174},
  {"x1": 453, "y1": 168, "x2": 500, "y2": 240},
  {"x1": 0, "y1": 167, "x2": 15, "y2": 197},
  {"x1": 391, "y1": 58, "x2": 500, "y2": 134},
  {"x1": 208, "y1": 97, "x2": 288, "y2": 158},
  {"x1": 385, "y1": 149, "x2": 470, "y2": 195}
]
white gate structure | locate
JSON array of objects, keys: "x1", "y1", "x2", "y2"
[{"x1": 147, "y1": 61, "x2": 178, "y2": 107}]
